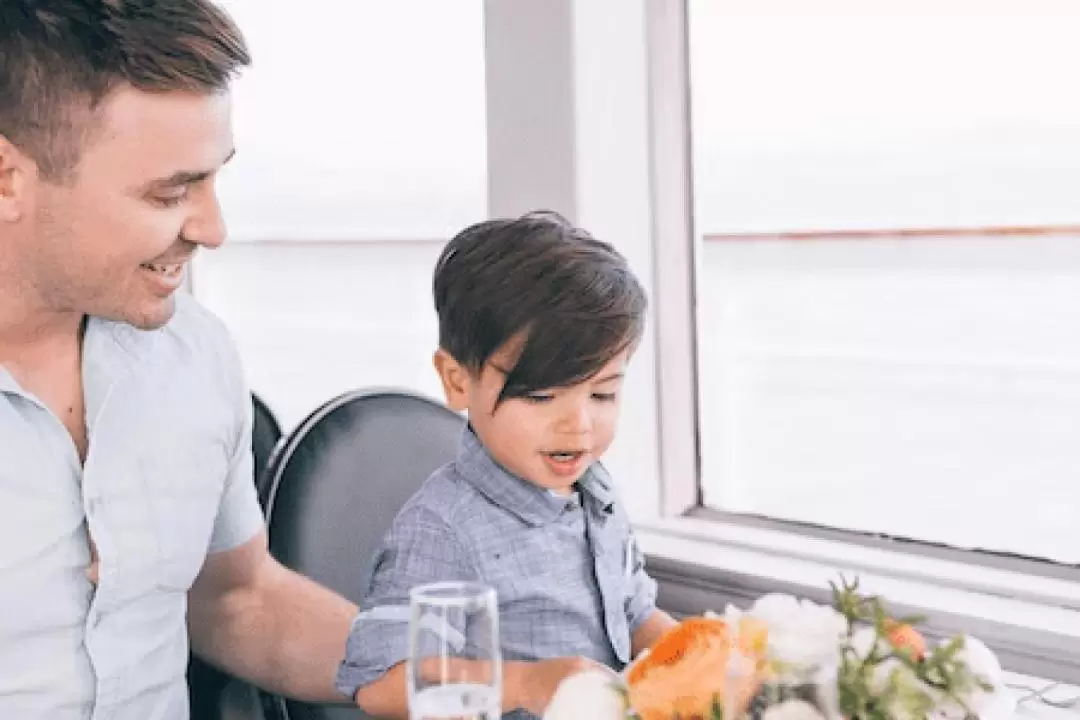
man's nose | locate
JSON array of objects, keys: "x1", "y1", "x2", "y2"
[{"x1": 182, "y1": 192, "x2": 227, "y2": 249}]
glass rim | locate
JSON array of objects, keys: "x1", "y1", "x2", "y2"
[{"x1": 409, "y1": 581, "x2": 496, "y2": 607}]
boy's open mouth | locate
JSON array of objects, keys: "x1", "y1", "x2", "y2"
[
  {"x1": 541, "y1": 450, "x2": 591, "y2": 478},
  {"x1": 544, "y1": 450, "x2": 585, "y2": 461}
]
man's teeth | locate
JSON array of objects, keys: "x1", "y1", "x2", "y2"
[
  {"x1": 549, "y1": 452, "x2": 582, "y2": 461},
  {"x1": 143, "y1": 263, "x2": 182, "y2": 274}
]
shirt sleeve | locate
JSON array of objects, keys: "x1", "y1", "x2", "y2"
[
  {"x1": 335, "y1": 506, "x2": 478, "y2": 699},
  {"x1": 207, "y1": 332, "x2": 265, "y2": 554},
  {"x1": 624, "y1": 531, "x2": 659, "y2": 634}
]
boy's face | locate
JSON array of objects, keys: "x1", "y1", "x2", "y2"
[{"x1": 435, "y1": 343, "x2": 629, "y2": 494}]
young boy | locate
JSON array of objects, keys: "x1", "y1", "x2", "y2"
[{"x1": 336, "y1": 211, "x2": 677, "y2": 718}]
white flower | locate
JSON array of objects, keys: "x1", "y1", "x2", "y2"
[
  {"x1": 954, "y1": 635, "x2": 1003, "y2": 688},
  {"x1": 543, "y1": 668, "x2": 627, "y2": 720},
  {"x1": 730, "y1": 594, "x2": 849, "y2": 671},
  {"x1": 760, "y1": 699, "x2": 827, "y2": 720},
  {"x1": 930, "y1": 635, "x2": 1014, "y2": 720}
]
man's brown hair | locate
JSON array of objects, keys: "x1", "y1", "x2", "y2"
[{"x1": 0, "y1": 0, "x2": 250, "y2": 181}]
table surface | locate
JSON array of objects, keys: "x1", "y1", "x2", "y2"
[{"x1": 1005, "y1": 672, "x2": 1080, "y2": 719}]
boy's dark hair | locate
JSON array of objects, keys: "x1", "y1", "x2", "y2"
[
  {"x1": 434, "y1": 210, "x2": 648, "y2": 404},
  {"x1": 0, "y1": 0, "x2": 249, "y2": 182}
]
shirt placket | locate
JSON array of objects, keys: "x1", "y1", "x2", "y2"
[
  {"x1": 584, "y1": 506, "x2": 631, "y2": 664},
  {"x1": 82, "y1": 324, "x2": 137, "y2": 718}
]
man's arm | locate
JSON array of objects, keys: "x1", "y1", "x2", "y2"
[
  {"x1": 355, "y1": 656, "x2": 605, "y2": 719},
  {"x1": 187, "y1": 529, "x2": 358, "y2": 703}
]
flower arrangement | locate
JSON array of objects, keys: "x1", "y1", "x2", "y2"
[{"x1": 543, "y1": 578, "x2": 1014, "y2": 720}]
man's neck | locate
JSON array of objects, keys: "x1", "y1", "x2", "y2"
[{"x1": 0, "y1": 286, "x2": 85, "y2": 373}]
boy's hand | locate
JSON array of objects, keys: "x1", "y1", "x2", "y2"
[{"x1": 505, "y1": 657, "x2": 613, "y2": 715}]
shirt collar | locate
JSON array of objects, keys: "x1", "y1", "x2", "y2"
[
  {"x1": 81, "y1": 315, "x2": 161, "y2": 427},
  {"x1": 455, "y1": 425, "x2": 617, "y2": 526},
  {"x1": 0, "y1": 366, "x2": 18, "y2": 396},
  {"x1": 0, "y1": 315, "x2": 147, "y2": 402}
]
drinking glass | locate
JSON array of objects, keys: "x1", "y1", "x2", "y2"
[{"x1": 407, "y1": 582, "x2": 502, "y2": 720}]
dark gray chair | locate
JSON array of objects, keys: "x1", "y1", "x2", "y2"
[
  {"x1": 257, "y1": 388, "x2": 465, "y2": 720},
  {"x1": 252, "y1": 392, "x2": 284, "y2": 503}
]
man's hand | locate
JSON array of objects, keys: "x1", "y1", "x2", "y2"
[{"x1": 505, "y1": 656, "x2": 613, "y2": 716}]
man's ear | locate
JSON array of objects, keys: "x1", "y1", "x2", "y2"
[
  {"x1": 433, "y1": 348, "x2": 471, "y2": 412},
  {"x1": 0, "y1": 135, "x2": 34, "y2": 223}
]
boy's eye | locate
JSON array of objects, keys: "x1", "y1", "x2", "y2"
[
  {"x1": 524, "y1": 393, "x2": 554, "y2": 403},
  {"x1": 592, "y1": 392, "x2": 618, "y2": 402}
]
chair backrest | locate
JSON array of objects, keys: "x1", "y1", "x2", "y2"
[
  {"x1": 261, "y1": 388, "x2": 465, "y2": 720},
  {"x1": 252, "y1": 392, "x2": 284, "y2": 503}
]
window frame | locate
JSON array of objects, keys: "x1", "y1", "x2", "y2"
[{"x1": 483, "y1": 0, "x2": 1080, "y2": 684}]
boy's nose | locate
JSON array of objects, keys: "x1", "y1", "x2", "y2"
[{"x1": 555, "y1": 403, "x2": 592, "y2": 434}]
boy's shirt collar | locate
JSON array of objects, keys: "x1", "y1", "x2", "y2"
[{"x1": 456, "y1": 425, "x2": 616, "y2": 527}]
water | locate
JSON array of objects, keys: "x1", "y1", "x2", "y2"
[{"x1": 410, "y1": 683, "x2": 501, "y2": 720}]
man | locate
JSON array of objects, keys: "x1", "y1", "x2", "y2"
[{"x1": 0, "y1": 1, "x2": 358, "y2": 717}]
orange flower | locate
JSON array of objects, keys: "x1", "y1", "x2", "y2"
[
  {"x1": 884, "y1": 619, "x2": 926, "y2": 661},
  {"x1": 626, "y1": 617, "x2": 766, "y2": 720}
]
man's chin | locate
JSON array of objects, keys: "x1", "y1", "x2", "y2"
[{"x1": 113, "y1": 295, "x2": 177, "y2": 331}]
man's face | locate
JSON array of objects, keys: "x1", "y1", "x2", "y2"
[{"x1": 23, "y1": 86, "x2": 235, "y2": 329}]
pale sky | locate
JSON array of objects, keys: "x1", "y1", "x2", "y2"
[{"x1": 216, "y1": 0, "x2": 1080, "y2": 239}]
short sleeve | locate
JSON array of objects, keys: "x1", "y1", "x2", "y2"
[
  {"x1": 335, "y1": 506, "x2": 478, "y2": 699},
  {"x1": 207, "y1": 332, "x2": 264, "y2": 554}
]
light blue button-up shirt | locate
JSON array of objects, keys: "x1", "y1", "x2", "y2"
[
  {"x1": 337, "y1": 426, "x2": 658, "y2": 719},
  {"x1": 0, "y1": 293, "x2": 265, "y2": 719}
]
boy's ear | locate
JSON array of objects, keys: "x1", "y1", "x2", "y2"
[{"x1": 433, "y1": 348, "x2": 471, "y2": 412}]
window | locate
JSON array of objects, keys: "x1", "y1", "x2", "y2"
[
  {"x1": 194, "y1": 0, "x2": 1080, "y2": 682},
  {"x1": 215, "y1": 0, "x2": 487, "y2": 241},
  {"x1": 687, "y1": 0, "x2": 1080, "y2": 566},
  {"x1": 193, "y1": 1, "x2": 486, "y2": 429}
]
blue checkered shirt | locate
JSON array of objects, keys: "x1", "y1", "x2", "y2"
[{"x1": 336, "y1": 426, "x2": 658, "y2": 718}]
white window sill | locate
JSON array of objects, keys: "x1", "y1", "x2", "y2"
[
  {"x1": 634, "y1": 516, "x2": 1080, "y2": 684},
  {"x1": 636, "y1": 516, "x2": 1080, "y2": 634}
]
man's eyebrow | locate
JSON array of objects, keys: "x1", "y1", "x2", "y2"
[
  {"x1": 148, "y1": 148, "x2": 236, "y2": 189},
  {"x1": 592, "y1": 371, "x2": 625, "y2": 384}
]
